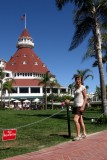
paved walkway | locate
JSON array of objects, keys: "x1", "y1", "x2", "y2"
[{"x1": 4, "y1": 130, "x2": 107, "y2": 160}]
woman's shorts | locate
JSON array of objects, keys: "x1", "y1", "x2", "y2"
[{"x1": 72, "y1": 107, "x2": 83, "y2": 115}]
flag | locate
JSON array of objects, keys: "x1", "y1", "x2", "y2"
[{"x1": 21, "y1": 14, "x2": 25, "y2": 20}]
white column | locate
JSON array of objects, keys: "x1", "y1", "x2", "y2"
[
  {"x1": 17, "y1": 87, "x2": 19, "y2": 93},
  {"x1": 29, "y1": 87, "x2": 31, "y2": 94}
]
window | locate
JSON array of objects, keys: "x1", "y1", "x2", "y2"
[
  {"x1": 60, "y1": 88, "x2": 67, "y2": 93},
  {"x1": 12, "y1": 62, "x2": 15, "y2": 65},
  {"x1": 6, "y1": 73, "x2": 9, "y2": 77},
  {"x1": 34, "y1": 61, "x2": 38, "y2": 65},
  {"x1": 52, "y1": 88, "x2": 58, "y2": 93},
  {"x1": 23, "y1": 61, "x2": 27, "y2": 64},
  {"x1": 31, "y1": 87, "x2": 40, "y2": 93},
  {"x1": 23, "y1": 54, "x2": 27, "y2": 57},
  {"x1": 43, "y1": 88, "x2": 50, "y2": 93},
  {"x1": 19, "y1": 88, "x2": 28, "y2": 93},
  {"x1": 12, "y1": 88, "x2": 17, "y2": 93}
]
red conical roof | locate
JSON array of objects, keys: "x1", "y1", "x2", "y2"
[
  {"x1": 5, "y1": 28, "x2": 49, "y2": 74},
  {"x1": 20, "y1": 28, "x2": 31, "y2": 37},
  {"x1": 5, "y1": 48, "x2": 49, "y2": 73}
]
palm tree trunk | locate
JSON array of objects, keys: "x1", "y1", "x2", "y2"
[
  {"x1": 93, "y1": 19, "x2": 107, "y2": 115},
  {"x1": 45, "y1": 87, "x2": 47, "y2": 110},
  {"x1": 51, "y1": 88, "x2": 54, "y2": 110},
  {"x1": 8, "y1": 93, "x2": 11, "y2": 108},
  {"x1": 0, "y1": 82, "x2": 3, "y2": 108},
  {"x1": 52, "y1": 99, "x2": 54, "y2": 110}
]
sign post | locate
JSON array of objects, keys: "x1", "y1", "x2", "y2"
[{"x1": 65, "y1": 99, "x2": 71, "y2": 138}]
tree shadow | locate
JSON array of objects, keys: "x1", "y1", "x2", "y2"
[
  {"x1": 50, "y1": 133, "x2": 74, "y2": 139},
  {"x1": 0, "y1": 147, "x2": 10, "y2": 151}
]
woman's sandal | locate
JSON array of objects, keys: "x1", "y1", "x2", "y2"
[
  {"x1": 73, "y1": 135, "x2": 81, "y2": 141},
  {"x1": 81, "y1": 134, "x2": 87, "y2": 139}
]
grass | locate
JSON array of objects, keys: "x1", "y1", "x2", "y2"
[{"x1": 0, "y1": 107, "x2": 107, "y2": 159}]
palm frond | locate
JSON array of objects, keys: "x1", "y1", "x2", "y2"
[
  {"x1": 82, "y1": 47, "x2": 96, "y2": 62},
  {"x1": 98, "y1": 1, "x2": 107, "y2": 23},
  {"x1": 84, "y1": 74, "x2": 94, "y2": 80},
  {"x1": 55, "y1": 0, "x2": 72, "y2": 10},
  {"x1": 92, "y1": 60, "x2": 98, "y2": 67},
  {"x1": 69, "y1": 17, "x2": 92, "y2": 50}
]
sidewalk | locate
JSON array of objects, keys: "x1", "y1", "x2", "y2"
[{"x1": 4, "y1": 130, "x2": 107, "y2": 160}]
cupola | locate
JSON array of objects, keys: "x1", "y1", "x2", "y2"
[{"x1": 16, "y1": 29, "x2": 34, "y2": 49}]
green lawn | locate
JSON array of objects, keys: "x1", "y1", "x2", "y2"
[{"x1": 0, "y1": 108, "x2": 107, "y2": 159}]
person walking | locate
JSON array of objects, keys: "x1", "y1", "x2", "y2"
[{"x1": 72, "y1": 75, "x2": 87, "y2": 141}]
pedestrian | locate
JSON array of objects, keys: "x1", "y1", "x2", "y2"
[{"x1": 72, "y1": 75, "x2": 87, "y2": 141}]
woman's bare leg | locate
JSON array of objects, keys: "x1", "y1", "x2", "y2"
[
  {"x1": 74, "y1": 114, "x2": 81, "y2": 137},
  {"x1": 79, "y1": 115, "x2": 86, "y2": 135}
]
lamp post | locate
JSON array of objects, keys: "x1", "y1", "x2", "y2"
[{"x1": 65, "y1": 99, "x2": 71, "y2": 138}]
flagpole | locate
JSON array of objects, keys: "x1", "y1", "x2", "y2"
[{"x1": 25, "y1": 13, "x2": 26, "y2": 29}]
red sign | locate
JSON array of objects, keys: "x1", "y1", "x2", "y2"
[{"x1": 2, "y1": 129, "x2": 17, "y2": 141}]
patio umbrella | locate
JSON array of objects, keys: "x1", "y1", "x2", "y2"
[
  {"x1": 14, "y1": 100, "x2": 21, "y2": 103},
  {"x1": 4, "y1": 99, "x2": 9, "y2": 102},
  {"x1": 10, "y1": 98, "x2": 16, "y2": 101},
  {"x1": 23, "y1": 99, "x2": 31, "y2": 103},
  {"x1": 32, "y1": 98, "x2": 40, "y2": 103}
]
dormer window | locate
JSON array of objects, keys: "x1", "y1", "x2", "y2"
[
  {"x1": 23, "y1": 54, "x2": 27, "y2": 57},
  {"x1": 23, "y1": 61, "x2": 27, "y2": 64},
  {"x1": 34, "y1": 61, "x2": 38, "y2": 65},
  {"x1": 12, "y1": 62, "x2": 15, "y2": 65}
]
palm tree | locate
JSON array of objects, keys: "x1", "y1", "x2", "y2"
[
  {"x1": 68, "y1": 82, "x2": 75, "y2": 96},
  {"x1": 95, "y1": 86, "x2": 101, "y2": 101},
  {"x1": 3, "y1": 79, "x2": 15, "y2": 108},
  {"x1": 39, "y1": 71, "x2": 55, "y2": 110},
  {"x1": 0, "y1": 68, "x2": 6, "y2": 108},
  {"x1": 56, "y1": 0, "x2": 107, "y2": 115},
  {"x1": 49, "y1": 79, "x2": 60, "y2": 110},
  {"x1": 72, "y1": 69, "x2": 94, "y2": 85}
]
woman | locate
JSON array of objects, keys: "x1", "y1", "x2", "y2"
[{"x1": 72, "y1": 75, "x2": 87, "y2": 141}]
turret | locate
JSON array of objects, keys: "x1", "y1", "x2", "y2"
[{"x1": 16, "y1": 29, "x2": 34, "y2": 49}]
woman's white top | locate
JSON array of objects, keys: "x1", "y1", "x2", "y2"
[{"x1": 73, "y1": 85, "x2": 86, "y2": 107}]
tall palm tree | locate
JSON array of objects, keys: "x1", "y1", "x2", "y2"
[
  {"x1": 0, "y1": 68, "x2": 6, "y2": 108},
  {"x1": 56, "y1": 0, "x2": 107, "y2": 115},
  {"x1": 95, "y1": 86, "x2": 101, "y2": 100},
  {"x1": 68, "y1": 82, "x2": 75, "y2": 96},
  {"x1": 72, "y1": 69, "x2": 94, "y2": 85},
  {"x1": 39, "y1": 71, "x2": 55, "y2": 110},
  {"x1": 72, "y1": 69, "x2": 93, "y2": 95},
  {"x1": 49, "y1": 79, "x2": 60, "y2": 110}
]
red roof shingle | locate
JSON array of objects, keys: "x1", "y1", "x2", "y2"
[
  {"x1": 5, "y1": 48, "x2": 49, "y2": 73},
  {"x1": 12, "y1": 79, "x2": 43, "y2": 87}
]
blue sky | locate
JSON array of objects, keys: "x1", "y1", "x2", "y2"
[{"x1": 0, "y1": 0, "x2": 106, "y2": 93}]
